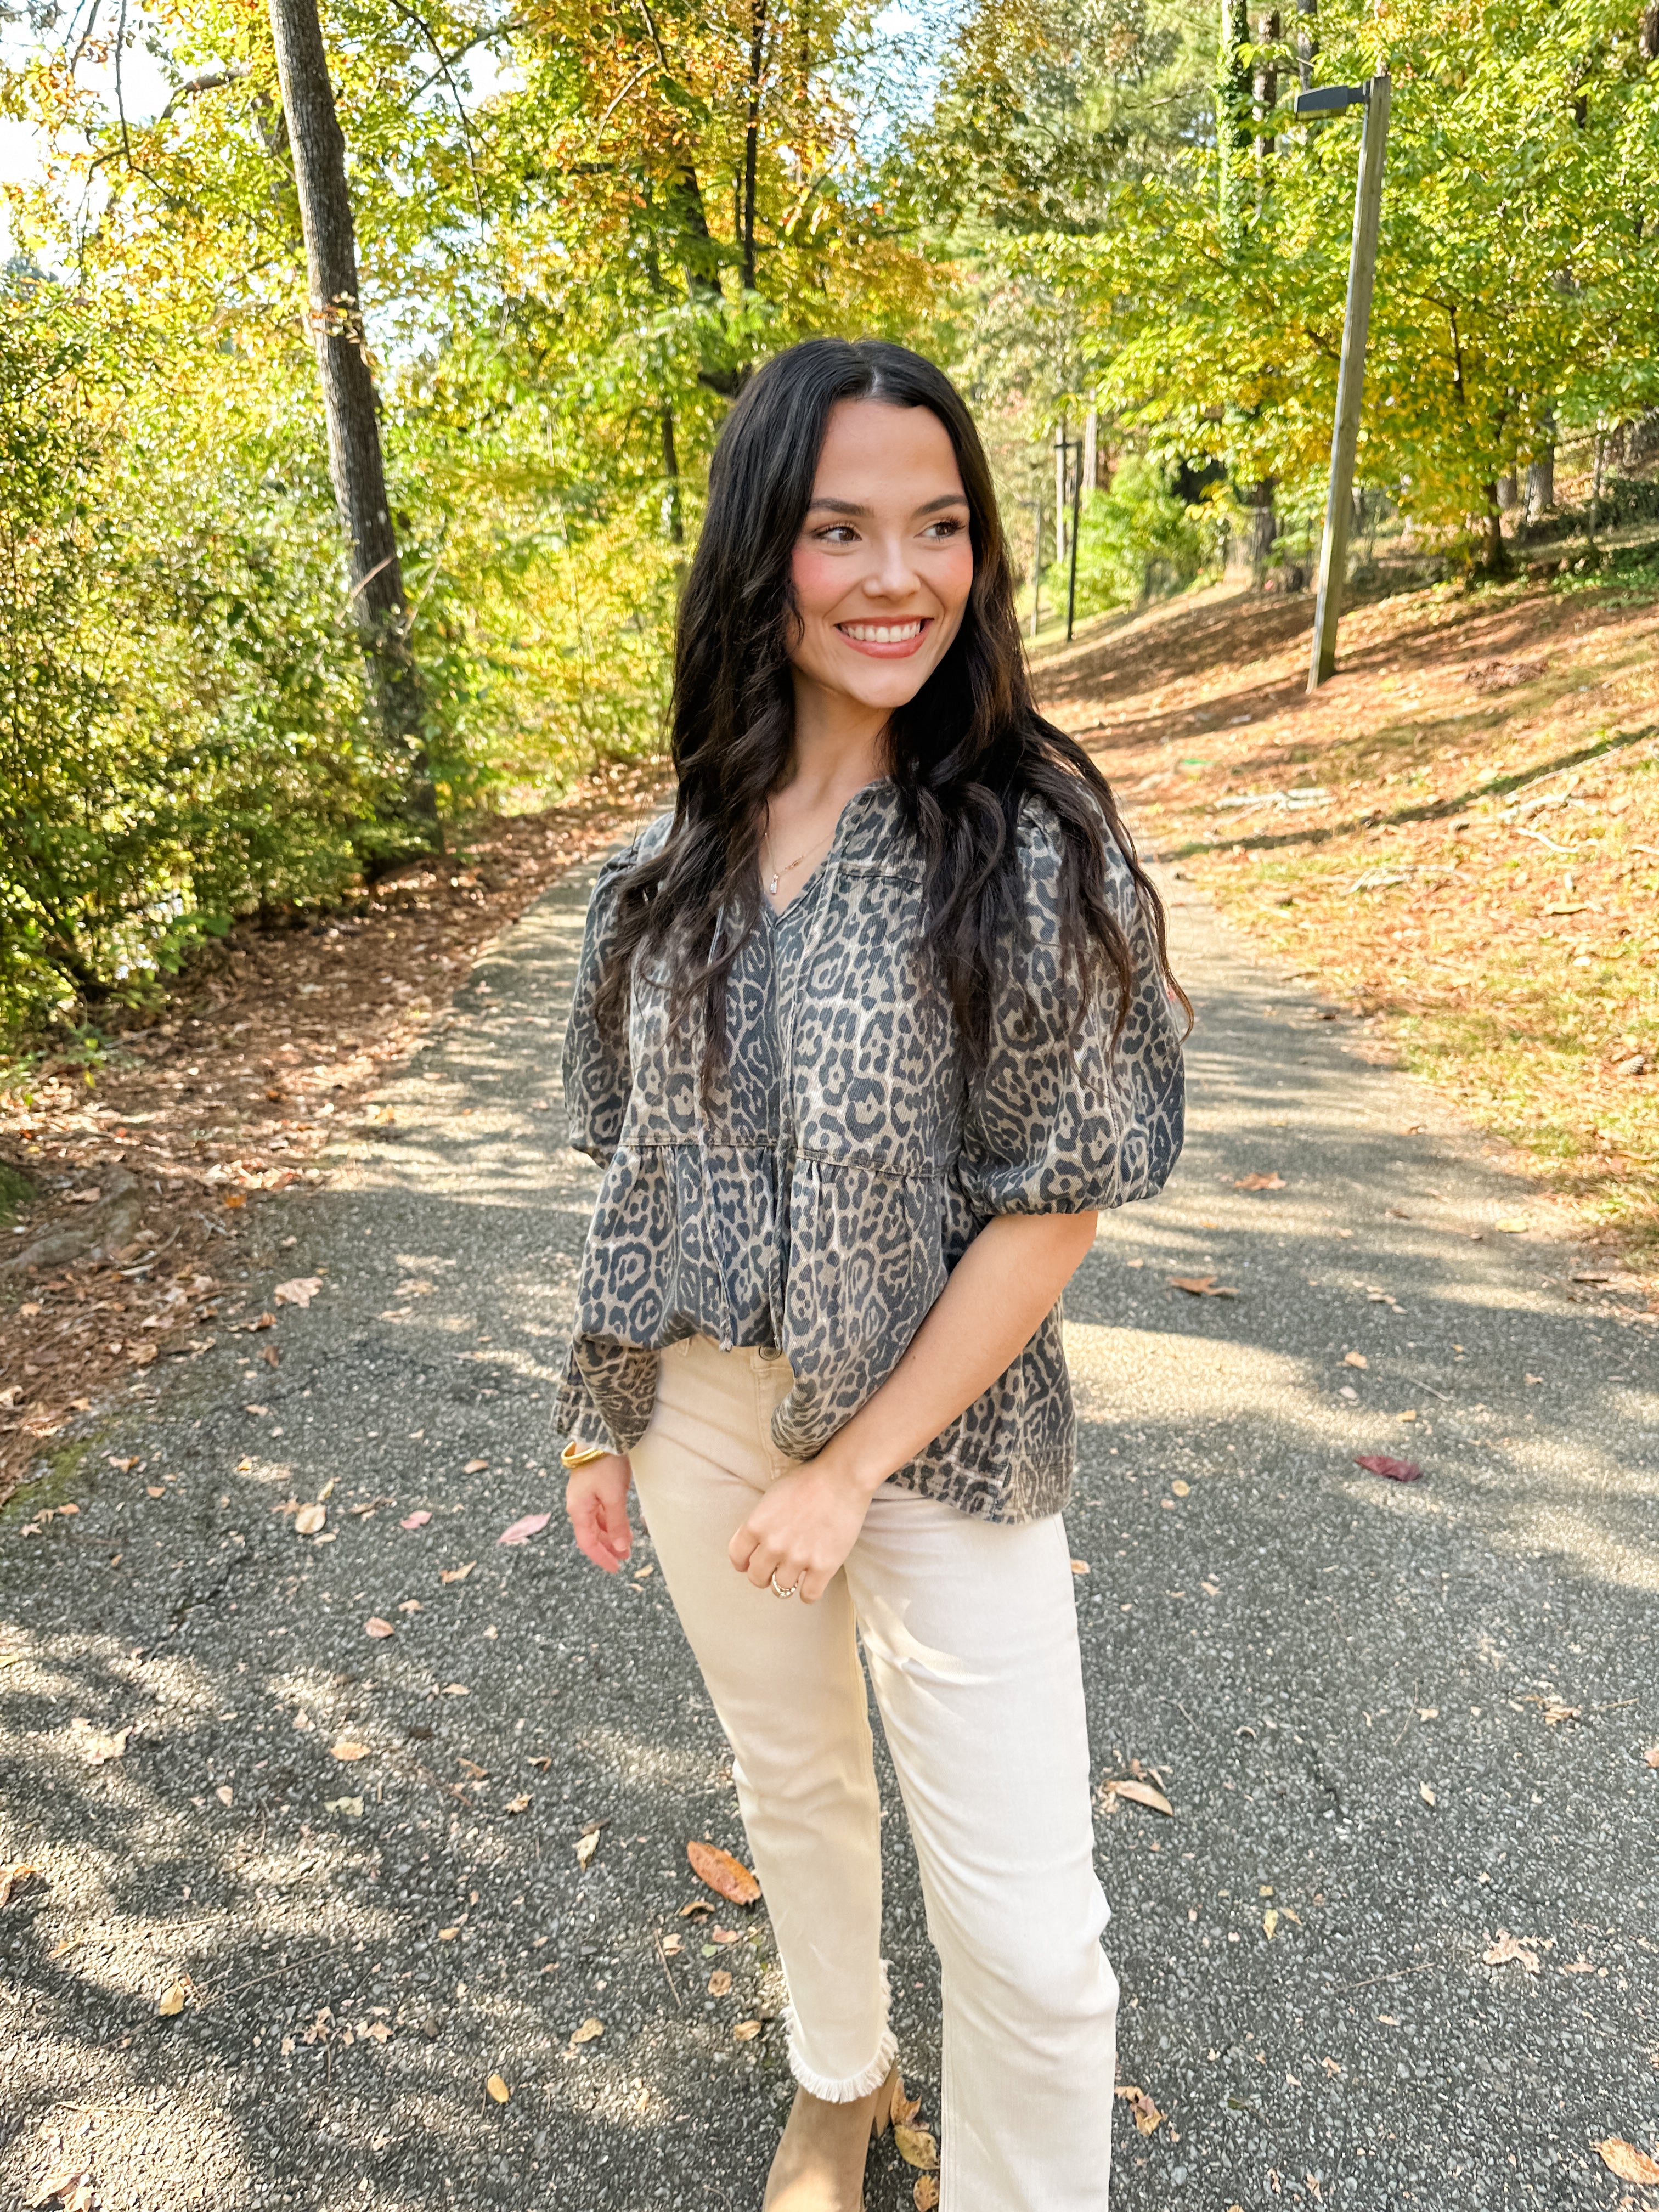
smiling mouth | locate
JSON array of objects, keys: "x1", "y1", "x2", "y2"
[{"x1": 837, "y1": 618, "x2": 931, "y2": 654}]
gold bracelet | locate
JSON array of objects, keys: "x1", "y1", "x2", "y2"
[{"x1": 560, "y1": 1440, "x2": 611, "y2": 1470}]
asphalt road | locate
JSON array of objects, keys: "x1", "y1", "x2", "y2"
[{"x1": 2, "y1": 847, "x2": 1656, "y2": 2212}]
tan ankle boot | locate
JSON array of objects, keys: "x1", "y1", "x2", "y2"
[{"x1": 762, "y1": 2067, "x2": 900, "y2": 2212}]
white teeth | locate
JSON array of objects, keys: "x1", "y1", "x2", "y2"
[{"x1": 842, "y1": 621, "x2": 923, "y2": 644}]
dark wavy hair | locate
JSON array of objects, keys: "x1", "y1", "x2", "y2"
[{"x1": 595, "y1": 336, "x2": 1186, "y2": 1076}]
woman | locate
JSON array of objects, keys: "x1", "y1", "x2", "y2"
[{"x1": 557, "y1": 337, "x2": 1186, "y2": 2211}]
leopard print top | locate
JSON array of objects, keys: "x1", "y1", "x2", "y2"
[{"x1": 557, "y1": 778, "x2": 1184, "y2": 1523}]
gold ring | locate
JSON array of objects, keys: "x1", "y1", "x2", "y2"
[{"x1": 769, "y1": 1571, "x2": 799, "y2": 1601}]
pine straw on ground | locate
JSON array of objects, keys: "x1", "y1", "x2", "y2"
[
  {"x1": 0, "y1": 760, "x2": 668, "y2": 1507},
  {"x1": 1036, "y1": 573, "x2": 1659, "y2": 1292}
]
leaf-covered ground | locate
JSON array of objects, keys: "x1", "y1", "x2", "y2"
[
  {"x1": 1038, "y1": 571, "x2": 1659, "y2": 1286},
  {"x1": 0, "y1": 762, "x2": 669, "y2": 1509}
]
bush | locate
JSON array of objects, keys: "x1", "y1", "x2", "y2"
[{"x1": 1051, "y1": 458, "x2": 1217, "y2": 619}]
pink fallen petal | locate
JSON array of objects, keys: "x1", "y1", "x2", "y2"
[
  {"x1": 498, "y1": 1513, "x2": 553, "y2": 1547},
  {"x1": 1355, "y1": 1454, "x2": 1423, "y2": 1483},
  {"x1": 400, "y1": 1510, "x2": 432, "y2": 1530}
]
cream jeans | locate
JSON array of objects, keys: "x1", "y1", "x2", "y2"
[{"x1": 629, "y1": 1334, "x2": 1119, "y2": 2212}]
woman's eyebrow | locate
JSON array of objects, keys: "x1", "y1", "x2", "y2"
[{"x1": 805, "y1": 493, "x2": 970, "y2": 517}]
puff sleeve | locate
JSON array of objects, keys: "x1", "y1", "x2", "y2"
[
  {"x1": 560, "y1": 842, "x2": 641, "y2": 1167},
  {"x1": 955, "y1": 805, "x2": 1185, "y2": 1220}
]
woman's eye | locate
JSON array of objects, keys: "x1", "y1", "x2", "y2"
[
  {"x1": 815, "y1": 524, "x2": 860, "y2": 545},
  {"x1": 923, "y1": 517, "x2": 967, "y2": 540}
]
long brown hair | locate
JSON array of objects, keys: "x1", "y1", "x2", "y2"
[{"x1": 596, "y1": 336, "x2": 1186, "y2": 1073}]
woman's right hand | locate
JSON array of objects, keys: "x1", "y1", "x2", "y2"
[{"x1": 565, "y1": 1453, "x2": 636, "y2": 1574}]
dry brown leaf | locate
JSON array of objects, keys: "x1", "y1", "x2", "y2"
[
  {"x1": 1263, "y1": 1908, "x2": 1279, "y2": 1938},
  {"x1": 486, "y1": 2073, "x2": 511, "y2": 2104},
  {"x1": 274, "y1": 1276, "x2": 323, "y2": 1307},
  {"x1": 661, "y1": 1932, "x2": 683, "y2": 1956},
  {"x1": 294, "y1": 1503, "x2": 326, "y2": 1536},
  {"x1": 364, "y1": 1617, "x2": 395, "y2": 1639},
  {"x1": 1115, "y1": 2084, "x2": 1165, "y2": 2135},
  {"x1": 679, "y1": 1898, "x2": 713, "y2": 1917},
  {"x1": 569, "y1": 2017, "x2": 605, "y2": 2046},
  {"x1": 1344, "y1": 1351, "x2": 1368, "y2": 1369},
  {"x1": 1419, "y1": 1782, "x2": 1437, "y2": 1807},
  {"x1": 1102, "y1": 1777, "x2": 1173, "y2": 1816},
  {"x1": 890, "y1": 2076, "x2": 922, "y2": 2128},
  {"x1": 575, "y1": 1828, "x2": 601, "y2": 1869},
  {"x1": 330, "y1": 1740, "x2": 370, "y2": 1763},
  {"x1": 1170, "y1": 1479, "x2": 1190, "y2": 1497},
  {"x1": 709, "y1": 1925, "x2": 741, "y2": 1945},
  {"x1": 913, "y1": 2179, "x2": 941, "y2": 2211},
  {"x1": 1483, "y1": 1930, "x2": 1541, "y2": 1973},
  {"x1": 440, "y1": 1562, "x2": 475, "y2": 1584},
  {"x1": 1169, "y1": 1274, "x2": 1239, "y2": 1298},
  {"x1": 0, "y1": 1861, "x2": 38, "y2": 1906},
  {"x1": 438, "y1": 1926, "x2": 459, "y2": 1941},
  {"x1": 498, "y1": 1511, "x2": 552, "y2": 1547},
  {"x1": 400, "y1": 1510, "x2": 432, "y2": 1530},
  {"x1": 894, "y1": 2125, "x2": 940, "y2": 2171},
  {"x1": 732, "y1": 2019, "x2": 763, "y2": 2041},
  {"x1": 1596, "y1": 2139, "x2": 1659, "y2": 2185},
  {"x1": 687, "y1": 1838, "x2": 761, "y2": 1904},
  {"x1": 1069, "y1": 1558, "x2": 1090, "y2": 1576},
  {"x1": 1234, "y1": 1171, "x2": 1287, "y2": 1190},
  {"x1": 32, "y1": 2166, "x2": 95, "y2": 2210},
  {"x1": 215, "y1": 1784, "x2": 233, "y2": 1807},
  {"x1": 708, "y1": 1970, "x2": 732, "y2": 1996},
  {"x1": 1645, "y1": 1745, "x2": 1659, "y2": 1770},
  {"x1": 506, "y1": 1793, "x2": 531, "y2": 1814},
  {"x1": 464, "y1": 1457, "x2": 489, "y2": 1473},
  {"x1": 458, "y1": 1757, "x2": 489, "y2": 1779},
  {"x1": 157, "y1": 1979, "x2": 189, "y2": 2017}
]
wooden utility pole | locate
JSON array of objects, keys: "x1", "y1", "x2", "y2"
[
  {"x1": 1065, "y1": 434, "x2": 1082, "y2": 642},
  {"x1": 1304, "y1": 71, "x2": 1390, "y2": 692},
  {"x1": 267, "y1": 0, "x2": 436, "y2": 829}
]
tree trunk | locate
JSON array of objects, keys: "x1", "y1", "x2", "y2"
[
  {"x1": 1643, "y1": 0, "x2": 1659, "y2": 63},
  {"x1": 1254, "y1": 8, "x2": 1279, "y2": 200},
  {"x1": 1525, "y1": 437, "x2": 1555, "y2": 523},
  {"x1": 1480, "y1": 484, "x2": 1509, "y2": 572},
  {"x1": 667, "y1": 165, "x2": 741, "y2": 396},
  {"x1": 1496, "y1": 471, "x2": 1518, "y2": 511},
  {"x1": 1295, "y1": 0, "x2": 1316, "y2": 88},
  {"x1": 1082, "y1": 408, "x2": 1098, "y2": 494},
  {"x1": 266, "y1": 0, "x2": 436, "y2": 833},
  {"x1": 1216, "y1": 0, "x2": 1251, "y2": 252},
  {"x1": 661, "y1": 404, "x2": 684, "y2": 545},
  {"x1": 741, "y1": 0, "x2": 767, "y2": 292}
]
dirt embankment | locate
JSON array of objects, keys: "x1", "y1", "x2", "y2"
[{"x1": 1036, "y1": 574, "x2": 1658, "y2": 1287}]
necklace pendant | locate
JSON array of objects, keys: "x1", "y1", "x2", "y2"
[{"x1": 767, "y1": 872, "x2": 779, "y2": 895}]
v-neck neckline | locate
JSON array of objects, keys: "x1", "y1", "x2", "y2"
[{"x1": 760, "y1": 775, "x2": 889, "y2": 922}]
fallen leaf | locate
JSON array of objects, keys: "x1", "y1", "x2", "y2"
[
  {"x1": 67, "y1": 1717, "x2": 131, "y2": 1765},
  {"x1": 294, "y1": 1503, "x2": 327, "y2": 1536},
  {"x1": 157, "y1": 1979, "x2": 189, "y2": 2017},
  {"x1": 1115, "y1": 2084, "x2": 1166, "y2": 2135},
  {"x1": 331, "y1": 1740, "x2": 370, "y2": 1762},
  {"x1": 732, "y1": 2019, "x2": 763, "y2": 2041},
  {"x1": 913, "y1": 2179, "x2": 941, "y2": 2211},
  {"x1": 576, "y1": 1829, "x2": 601, "y2": 1869},
  {"x1": 1596, "y1": 2140, "x2": 1659, "y2": 2185},
  {"x1": 324, "y1": 1796, "x2": 364, "y2": 1818},
  {"x1": 1354, "y1": 1454, "x2": 1422, "y2": 1483},
  {"x1": 1170, "y1": 1479, "x2": 1190, "y2": 1497},
  {"x1": 633, "y1": 1564, "x2": 655, "y2": 1580},
  {"x1": 569, "y1": 2017, "x2": 605, "y2": 2046},
  {"x1": 398, "y1": 1599, "x2": 422, "y2": 1614},
  {"x1": 459, "y1": 1757, "x2": 490, "y2": 1779},
  {"x1": 687, "y1": 1839, "x2": 761, "y2": 1904},
  {"x1": 441, "y1": 1681, "x2": 470, "y2": 1696},
  {"x1": 506, "y1": 1793, "x2": 531, "y2": 1814},
  {"x1": 890, "y1": 2076, "x2": 922, "y2": 2127},
  {"x1": 364, "y1": 1617, "x2": 396, "y2": 1639},
  {"x1": 1070, "y1": 1558, "x2": 1091, "y2": 1576},
  {"x1": 498, "y1": 1512, "x2": 552, "y2": 1547},
  {"x1": 0, "y1": 1861, "x2": 38, "y2": 1906},
  {"x1": 1101, "y1": 1777, "x2": 1173, "y2": 1816},
  {"x1": 1169, "y1": 1274, "x2": 1239, "y2": 1297},
  {"x1": 708, "y1": 1970, "x2": 732, "y2": 1996},
  {"x1": 1645, "y1": 1746, "x2": 1659, "y2": 1770},
  {"x1": 1483, "y1": 1930, "x2": 1540, "y2": 1973},
  {"x1": 32, "y1": 2166, "x2": 95, "y2": 2210},
  {"x1": 1419, "y1": 1782, "x2": 1437, "y2": 1807},
  {"x1": 440, "y1": 1562, "x2": 475, "y2": 1584},
  {"x1": 710, "y1": 1926, "x2": 741, "y2": 1945},
  {"x1": 464, "y1": 1458, "x2": 489, "y2": 1473},
  {"x1": 1263, "y1": 1909, "x2": 1279, "y2": 1938},
  {"x1": 486, "y1": 2073, "x2": 511, "y2": 2104},
  {"x1": 1344, "y1": 1351, "x2": 1368, "y2": 1369},
  {"x1": 364, "y1": 2021, "x2": 391, "y2": 2042},
  {"x1": 1234, "y1": 1172, "x2": 1287, "y2": 1190},
  {"x1": 215, "y1": 1784, "x2": 233, "y2": 1807},
  {"x1": 894, "y1": 2124, "x2": 940, "y2": 2171},
  {"x1": 274, "y1": 1276, "x2": 323, "y2": 1307},
  {"x1": 679, "y1": 1898, "x2": 713, "y2": 1917},
  {"x1": 1493, "y1": 1218, "x2": 1529, "y2": 1234},
  {"x1": 661, "y1": 1933, "x2": 684, "y2": 1956},
  {"x1": 147, "y1": 1484, "x2": 165, "y2": 1498},
  {"x1": 438, "y1": 1926, "x2": 459, "y2": 1941},
  {"x1": 400, "y1": 1510, "x2": 432, "y2": 1530},
  {"x1": 223, "y1": 1192, "x2": 246, "y2": 1210}
]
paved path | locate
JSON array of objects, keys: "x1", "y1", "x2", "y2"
[{"x1": 2, "y1": 847, "x2": 1656, "y2": 2212}]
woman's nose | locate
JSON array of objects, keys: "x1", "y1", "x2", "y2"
[{"x1": 862, "y1": 533, "x2": 919, "y2": 598}]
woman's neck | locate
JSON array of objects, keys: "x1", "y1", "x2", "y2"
[{"x1": 783, "y1": 671, "x2": 889, "y2": 808}]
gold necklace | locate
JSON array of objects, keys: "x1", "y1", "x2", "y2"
[{"x1": 763, "y1": 820, "x2": 830, "y2": 898}]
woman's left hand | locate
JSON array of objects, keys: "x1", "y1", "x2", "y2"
[{"x1": 729, "y1": 1459, "x2": 872, "y2": 1605}]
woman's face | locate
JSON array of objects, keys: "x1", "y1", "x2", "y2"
[{"x1": 787, "y1": 398, "x2": 975, "y2": 721}]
